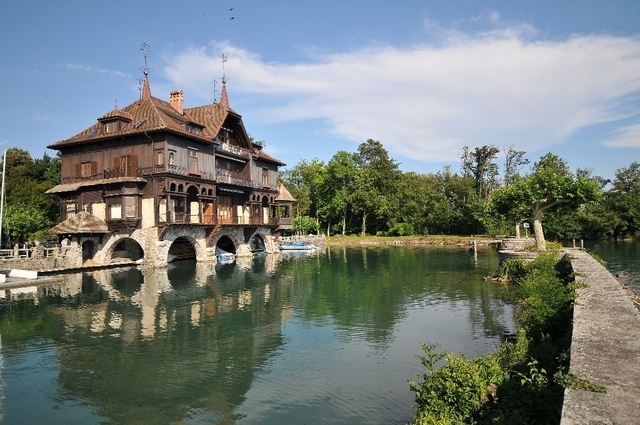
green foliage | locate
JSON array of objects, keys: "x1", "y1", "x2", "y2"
[
  {"x1": 293, "y1": 215, "x2": 319, "y2": 234},
  {"x1": 4, "y1": 202, "x2": 53, "y2": 245},
  {"x1": 0, "y1": 149, "x2": 61, "y2": 247},
  {"x1": 408, "y1": 343, "x2": 506, "y2": 425},
  {"x1": 555, "y1": 372, "x2": 607, "y2": 393},
  {"x1": 386, "y1": 222, "x2": 414, "y2": 236},
  {"x1": 410, "y1": 253, "x2": 578, "y2": 424},
  {"x1": 282, "y1": 143, "x2": 639, "y2": 241}
]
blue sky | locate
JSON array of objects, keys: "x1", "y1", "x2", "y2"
[{"x1": 1, "y1": 0, "x2": 639, "y2": 181}]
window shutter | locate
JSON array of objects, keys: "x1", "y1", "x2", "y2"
[
  {"x1": 91, "y1": 161, "x2": 97, "y2": 176},
  {"x1": 75, "y1": 163, "x2": 81, "y2": 177},
  {"x1": 131, "y1": 155, "x2": 138, "y2": 177}
]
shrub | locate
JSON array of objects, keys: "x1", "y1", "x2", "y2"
[{"x1": 409, "y1": 252, "x2": 581, "y2": 424}]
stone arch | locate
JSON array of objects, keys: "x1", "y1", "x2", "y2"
[
  {"x1": 170, "y1": 182, "x2": 176, "y2": 192},
  {"x1": 215, "y1": 235, "x2": 237, "y2": 255},
  {"x1": 104, "y1": 236, "x2": 144, "y2": 262},
  {"x1": 250, "y1": 234, "x2": 266, "y2": 252},
  {"x1": 178, "y1": 184, "x2": 184, "y2": 192},
  {"x1": 160, "y1": 227, "x2": 208, "y2": 262},
  {"x1": 168, "y1": 236, "x2": 196, "y2": 262}
]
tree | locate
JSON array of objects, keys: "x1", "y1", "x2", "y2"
[
  {"x1": 351, "y1": 139, "x2": 401, "y2": 235},
  {"x1": 606, "y1": 161, "x2": 640, "y2": 239},
  {"x1": 460, "y1": 145, "x2": 500, "y2": 199},
  {"x1": 490, "y1": 156, "x2": 602, "y2": 250},
  {"x1": 4, "y1": 203, "x2": 51, "y2": 246},
  {"x1": 503, "y1": 145, "x2": 529, "y2": 185},
  {"x1": 322, "y1": 151, "x2": 357, "y2": 235}
]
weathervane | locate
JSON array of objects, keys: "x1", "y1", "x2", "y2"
[
  {"x1": 220, "y1": 53, "x2": 228, "y2": 84},
  {"x1": 211, "y1": 78, "x2": 219, "y2": 103},
  {"x1": 141, "y1": 42, "x2": 151, "y2": 76}
]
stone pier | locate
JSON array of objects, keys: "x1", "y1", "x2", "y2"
[{"x1": 561, "y1": 248, "x2": 640, "y2": 424}]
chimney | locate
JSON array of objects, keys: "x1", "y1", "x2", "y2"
[{"x1": 170, "y1": 90, "x2": 184, "y2": 114}]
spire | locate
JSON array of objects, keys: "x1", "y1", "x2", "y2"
[
  {"x1": 142, "y1": 75, "x2": 152, "y2": 99},
  {"x1": 219, "y1": 53, "x2": 229, "y2": 107},
  {"x1": 140, "y1": 42, "x2": 152, "y2": 99},
  {"x1": 220, "y1": 79, "x2": 229, "y2": 108}
]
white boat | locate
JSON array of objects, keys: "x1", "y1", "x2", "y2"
[
  {"x1": 216, "y1": 247, "x2": 235, "y2": 264},
  {"x1": 279, "y1": 241, "x2": 316, "y2": 251}
]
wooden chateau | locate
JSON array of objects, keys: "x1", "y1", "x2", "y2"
[{"x1": 45, "y1": 68, "x2": 294, "y2": 268}]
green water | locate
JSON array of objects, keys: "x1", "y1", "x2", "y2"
[
  {"x1": 0, "y1": 246, "x2": 514, "y2": 424},
  {"x1": 583, "y1": 240, "x2": 640, "y2": 294}
]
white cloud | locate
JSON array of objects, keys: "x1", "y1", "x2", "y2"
[
  {"x1": 51, "y1": 63, "x2": 130, "y2": 78},
  {"x1": 163, "y1": 27, "x2": 640, "y2": 162},
  {"x1": 602, "y1": 123, "x2": 640, "y2": 148}
]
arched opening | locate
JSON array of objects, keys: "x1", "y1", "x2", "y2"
[
  {"x1": 168, "y1": 237, "x2": 196, "y2": 262},
  {"x1": 187, "y1": 186, "x2": 199, "y2": 223},
  {"x1": 82, "y1": 240, "x2": 96, "y2": 263},
  {"x1": 216, "y1": 235, "x2": 236, "y2": 254},
  {"x1": 250, "y1": 234, "x2": 265, "y2": 252},
  {"x1": 111, "y1": 238, "x2": 144, "y2": 262}
]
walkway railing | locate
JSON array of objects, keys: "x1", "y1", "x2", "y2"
[{"x1": 0, "y1": 247, "x2": 59, "y2": 259}]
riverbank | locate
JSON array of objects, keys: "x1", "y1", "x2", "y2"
[{"x1": 326, "y1": 235, "x2": 501, "y2": 247}]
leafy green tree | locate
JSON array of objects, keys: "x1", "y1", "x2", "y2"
[
  {"x1": 4, "y1": 203, "x2": 51, "y2": 246},
  {"x1": 321, "y1": 151, "x2": 357, "y2": 235},
  {"x1": 490, "y1": 156, "x2": 602, "y2": 250},
  {"x1": 351, "y1": 139, "x2": 401, "y2": 235},
  {"x1": 606, "y1": 161, "x2": 640, "y2": 239},
  {"x1": 460, "y1": 145, "x2": 501, "y2": 199}
]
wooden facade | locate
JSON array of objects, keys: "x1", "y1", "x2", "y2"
[{"x1": 46, "y1": 78, "x2": 293, "y2": 248}]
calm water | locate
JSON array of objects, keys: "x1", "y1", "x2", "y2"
[
  {"x1": 0, "y1": 246, "x2": 515, "y2": 424},
  {"x1": 582, "y1": 240, "x2": 640, "y2": 294}
]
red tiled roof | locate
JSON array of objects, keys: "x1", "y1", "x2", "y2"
[{"x1": 47, "y1": 77, "x2": 287, "y2": 166}]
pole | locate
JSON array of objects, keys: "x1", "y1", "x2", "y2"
[{"x1": 0, "y1": 149, "x2": 6, "y2": 248}]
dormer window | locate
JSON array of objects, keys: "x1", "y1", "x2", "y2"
[
  {"x1": 105, "y1": 120, "x2": 122, "y2": 133},
  {"x1": 185, "y1": 123, "x2": 203, "y2": 135}
]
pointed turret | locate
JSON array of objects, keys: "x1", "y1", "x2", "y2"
[
  {"x1": 220, "y1": 78, "x2": 229, "y2": 108},
  {"x1": 142, "y1": 74, "x2": 152, "y2": 99}
]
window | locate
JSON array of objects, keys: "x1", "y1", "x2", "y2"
[
  {"x1": 75, "y1": 161, "x2": 97, "y2": 178},
  {"x1": 123, "y1": 196, "x2": 137, "y2": 218},
  {"x1": 262, "y1": 168, "x2": 269, "y2": 187},
  {"x1": 110, "y1": 203, "x2": 122, "y2": 219},
  {"x1": 187, "y1": 147, "x2": 199, "y2": 174},
  {"x1": 114, "y1": 155, "x2": 138, "y2": 177},
  {"x1": 105, "y1": 121, "x2": 122, "y2": 133},
  {"x1": 168, "y1": 151, "x2": 176, "y2": 166},
  {"x1": 156, "y1": 150, "x2": 164, "y2": 166},
  {"x1": 65, "y1": 202, "x2": 76, "y2": 219},
  {"x1": 218, "y1": 196, "x2": 232, "y2": 222}
]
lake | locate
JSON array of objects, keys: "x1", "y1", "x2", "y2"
[{"x1": 0, "y1": 244, "x2": 520, "y2": 424}]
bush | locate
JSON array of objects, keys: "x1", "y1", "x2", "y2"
[{"x1": 409, "y1": 253, "x2": 581, "y2": 424}]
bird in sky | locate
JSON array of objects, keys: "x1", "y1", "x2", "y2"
[{"x1": 230, "y1": 16, "x2": 235, "y2": 20}]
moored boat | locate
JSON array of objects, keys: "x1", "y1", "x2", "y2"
[{"x1": 279, "y1": 241, "x2": 316, "y2": 251}]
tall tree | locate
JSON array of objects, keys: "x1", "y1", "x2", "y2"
[
  {"x1": 490, "y1": 155, "x2": 601, "y2": 250},
  {"x1": 503, "y1": 145, "x2": 529, "y2": 185},
  {"x1": 606, "y1": 161, "x2": 640, "y2": 239},
  {"x1": 322, "y1": 151, "x2": 357, "y2": 235},
  {"x1": 460, "y1": 145, "x2": 501, "y2": 199},
  {"x1": 351, "y1": 139, "x2": 401, "y2": 235}
]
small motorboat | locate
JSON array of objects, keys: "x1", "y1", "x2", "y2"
[
  {"x1": 216, "y1": 247, "x2": 236, "y2": 264},
  {"x1": 279, "y1": 241, "x2": 317, "y2": 251}
]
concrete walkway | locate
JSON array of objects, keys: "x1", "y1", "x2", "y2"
[{"x1": 561, "y1": 248, "x2": 640, "y2": 424}]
